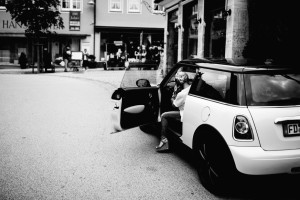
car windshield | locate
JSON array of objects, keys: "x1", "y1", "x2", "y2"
[
  {"x1": 120, "y1": 68, "x2": 163, "y2": 88},
  {"x1": 245, "y1": 72, "x2": 300, "y2": 106}
]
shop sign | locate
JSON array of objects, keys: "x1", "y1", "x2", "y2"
[
  {"x1": 69, "y1": 11, "x2": 80, "y2": 31},
  {"x1": 1, "y1": 20, "x2": 24, "y2": 31},
  {"x1": 114, "y1": 41, "x2": 123, "y2": 46}
]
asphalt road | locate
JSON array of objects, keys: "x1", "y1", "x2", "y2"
[
  {"x1": 0, "y1": 70, "x2": 299, "y2": 200},
  {"x1": 0, "y1": 71, "x2": 217, "y2": 200}
]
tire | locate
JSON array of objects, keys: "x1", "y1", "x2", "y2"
[{"x1": 194, "y1": 132, "x2": 237, "y2": 196}]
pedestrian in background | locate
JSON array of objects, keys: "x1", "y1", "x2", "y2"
[
  {"x1": 19, "y1": 52, "x2": 28, "y2": 69},
  {"x1": 63, "y1": 46, "x2": 71, "y2": 72},
  {"x1": 135, "y1": 46, "x2": 142, "y2": 61},
  {"x1": 82, "y1": 48, "x2": 89, "y2": 70}
]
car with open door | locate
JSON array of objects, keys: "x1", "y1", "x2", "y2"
[
  {"x1": 111, "y1": 58, "x2": 212, "y2": 132},
  {"x1": 111, "y1": 58, "x2": 300, "y2": 196}
]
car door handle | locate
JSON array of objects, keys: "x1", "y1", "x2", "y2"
[
  {"x1": 124, "y1": 105, "x2": 145, "y2": 114},
  {"x1": 274, "y1": 116, "x2": 300, "y2": 124}
]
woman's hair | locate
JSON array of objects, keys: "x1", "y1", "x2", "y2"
[{"x1": 176, "y1": 71, "x2": 189, "y2": 82}]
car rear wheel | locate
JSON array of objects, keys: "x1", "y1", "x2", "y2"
[{"x1": 194, "y1": 132, "x2": 237, "y2": 196}]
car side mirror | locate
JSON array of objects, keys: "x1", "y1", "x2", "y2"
[
  {"x1": 136, "y1": 79, "x2": 151, "y2": 87},
  {"x1": 111, "y1": 88, "x2": 124, "y2": 100}
]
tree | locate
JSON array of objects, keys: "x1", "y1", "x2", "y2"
[{"x1": 5, "y1": 0, "x2": 64, "y2": 72}]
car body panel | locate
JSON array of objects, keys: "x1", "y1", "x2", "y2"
[
  {"x1": 248, "y1": 106, "x2": 300, "y2": 150},
  {"x1": 230, "y1": 146, "x2": 300, "y2": 175},
  {"x1": 111, "y1": 98, "x2": 122, "y2": 131},
  {"x1": 111, "y1": 87, "x2": 159, "y2": 131},
  {"x1": 183, "y1": 95, "x2": 260, "y2": 149}
]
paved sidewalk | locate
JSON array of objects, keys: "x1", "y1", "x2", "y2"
[
  {"x1": 0, "y1": 65, "x2": 106, "y2": 74},
  {"x1": 0, "y1": 65, "x2": 126, "y2": 89},
  {"x1": 0, "y1": 65, "x2": 164, "y2": 87}
]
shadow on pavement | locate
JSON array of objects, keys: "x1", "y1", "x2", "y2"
[{"x1": 140, "y1": 123, "x2": 300, "y2": 200}]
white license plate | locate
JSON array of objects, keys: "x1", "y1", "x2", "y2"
[{"x1": 284, "y1": 123, "x2": 300, "y2": 136}]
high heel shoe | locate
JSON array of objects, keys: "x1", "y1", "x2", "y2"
[{"x1": 156, "y1": 138, "x2": 169, "y2": 152}]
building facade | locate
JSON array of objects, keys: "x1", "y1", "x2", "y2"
[
  {"x1": 94, "y1": 0, "x2": 165, "y2": 62},
  {"x1": 156, "y1": 0, "x2": 295, "y2": 75},
  {"x1": 155, "y1": 0, "x2": 248, "y2": 74},
  {"x1": 0, "y1": 0, "x2": 94, "y2": 65}
]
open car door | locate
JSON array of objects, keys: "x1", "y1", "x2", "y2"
[{"x1": 111, "y1": 68, "x2": 162, "y2": 131}]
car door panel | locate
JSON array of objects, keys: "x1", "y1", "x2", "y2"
[{"x1": 120, "y1": 87, "x2": 159, "y2": 129}]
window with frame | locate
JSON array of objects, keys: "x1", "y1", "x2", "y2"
[
  {"x1": 61, "y1": 0, "x2": 82, "y2": 11},
  {"x1": 152, "y1": 0, "x2": 164, "y2": 14},
  {"x1": 109, "y1": 0, "x2": 123, "y2": 12},
  {"x1": 0, "y1": 0, "x2": 8, "y2": 9},
  {"x1": 128, "y1": 0, "x2": 141, "y2": 13},
  {"x1": 190, "y1": 69, "x2": 231, "y2": 102}
]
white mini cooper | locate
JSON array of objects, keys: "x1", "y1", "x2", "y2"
[{"x1": 111, "y1": 59, "x2": 300, "y2": 195}]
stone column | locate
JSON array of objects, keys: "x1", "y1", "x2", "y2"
[
  {"x1": 163, "y1": 13, "x2": 169, "y2": 76},
  {"x1": 166, "y1": 21, "x2": 175, "y2": 74},
  {"x1": 197, "y1": 0, "x2": 205, "y2": 58},
  {"x1": 225, "y1": 0, "x2": 249, "y2": 64},
  {"x1": 177, "y1": 2, "x2": 183, "y2": 62},
  {"x1": 95, "y1": 32, "x2": 101, "y2": 62}
]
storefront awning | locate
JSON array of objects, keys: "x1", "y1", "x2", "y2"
[
  {"x1": 0, "y1": 33, "x2": 25, "y2": 37},
  {"x1": 154, "y1": 0, "x2": 181, "y2": 8},
  {"x1": 95, "y1": 26, "x2": 163, "y2": 35},
  {"x1": 0, "y1": 33, "x2": 90, "y2": 38}
]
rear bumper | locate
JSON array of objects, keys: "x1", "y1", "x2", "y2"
[{"x1": 230, "y1": 146, "x2": 300, "y2": 175}]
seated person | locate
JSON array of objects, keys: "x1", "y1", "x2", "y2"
[
  {"x1": 135, "y1": 46, "x2": 142, "y2": 61},
  {"x1": 116, "y1": 48, "x2": 126, "y2": 67},
  {"x1": 152, "y1": 46, "x2": 160, "y2": 65},
  {"x1": 156, "y1": 71, "x2": 191, "y2": 152}
]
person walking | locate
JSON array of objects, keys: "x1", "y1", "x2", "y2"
[
  {"x1": 82, "y1": 48, "x2": 89, "y2": 70},
  {"x1": 63, "y1": 46, "x2": 71, "y2": 72},
  {"x1": 19, "y1": 52, "x2": 28, "y2": 69}
]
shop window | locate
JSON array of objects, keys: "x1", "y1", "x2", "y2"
[
  {"x1": 152, "y1": 0, "x2": 164, "y2": 14},
  {"x1": 109, "y1": 0, "x2": 123, "y2": 12},
  {"x1": 128, "y1": 0, "x2": 141, "y2": 13},
  {"x1": 0, "y1": 0, "x2": 8, "y2": 9},
  {"x1": 183, "y1": 2, "x2": 198, "y2": 59},
  {"x1": 210, "y1": 8, "x2": 226, "y2": 58},
  {"x1": 61, "y1": 0, "x2": 82, "y2": 11}
]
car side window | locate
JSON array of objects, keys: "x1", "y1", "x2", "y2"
[{"x1": 190, "y1": 69, "x2": 231, "y2": 102}]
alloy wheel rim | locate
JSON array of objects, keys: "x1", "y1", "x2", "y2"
[{"x1": 199, "y1": 142, "x2": 220, "y2": 186}]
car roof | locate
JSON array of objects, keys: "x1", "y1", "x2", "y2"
[{"x1": 178, "y1": 58, "x2": 298, "y2": 73}]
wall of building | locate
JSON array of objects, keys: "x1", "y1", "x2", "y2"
[
  {"x1": 94, "y1": 0, "x2": 165, "y2": 62},
  {"x1": 158, "y1": 0, "x2": 252, "y2": 75},
  {"x1": 96, "y1": 0, "x2": 165, "y2": 28},
  {"x1": 0, "y1": 2, "x2": 94, "y2": 65}
]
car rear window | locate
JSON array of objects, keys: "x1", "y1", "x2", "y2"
[{"x1": 245, "y1": 72, "x2": 300, "y2": 106}]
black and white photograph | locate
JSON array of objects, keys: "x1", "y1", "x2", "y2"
[{"x1": 0, "y1": 0, "x2": 299, "y2": 199}]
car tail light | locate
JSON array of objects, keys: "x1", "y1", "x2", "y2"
[{"x1": 233, "y1": 116, "x2": 254, "y2": 141}]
